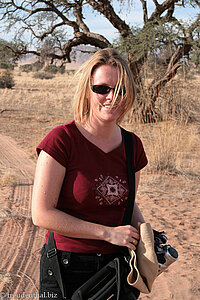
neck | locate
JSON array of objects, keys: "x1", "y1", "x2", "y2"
[{"x1": 83, "y1": 119, "x2": 118, "y2": 141}]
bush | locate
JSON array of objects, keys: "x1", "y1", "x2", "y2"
[
  {"x1": 32, "y1": 61, "x2": 44, "y2": 72},
  {"x1": 66, "y1": 69, "x2": 76, "y2": 75},
  {"x1": 33, "y1": 72, "x2": 54, "y2": 80},
  {"x1": 44, "y1": 64, "x2": 65, "y2": 74},
  {"x1": 19, "y1": 64, "x2": 33, "y2": 72},
  {"x1": 0, "y1": 70, "x2": 15, "y2": 88},
  {"x1": 0, "y1": 62, "x2": 15, "y2": 70}
]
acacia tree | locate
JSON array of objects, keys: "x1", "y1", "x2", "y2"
[
  {"x1": 0, "y1": 0, "x2": 199, "y2": 121},
  {"x1": 0, "y1": 38, "x2": 18, "y2": 68}
]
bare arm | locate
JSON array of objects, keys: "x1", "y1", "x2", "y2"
[{"x1": 32, "y1": 151, "x2": 139, "y2": 250}]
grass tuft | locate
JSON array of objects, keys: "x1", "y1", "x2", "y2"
[{"x1": 0, "y1": 169, "x2": 18, "y2": 186}]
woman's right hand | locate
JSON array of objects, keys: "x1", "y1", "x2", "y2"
[{"x1": 105, "y1": 225, "x2": 140, "y2": 250}]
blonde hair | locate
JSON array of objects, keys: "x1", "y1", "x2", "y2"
[{"x1": 73, "y1": 48, "x2": 135, "y2": 123}]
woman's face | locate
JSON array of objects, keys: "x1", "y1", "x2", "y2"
[{"x1": 88, "y1": 64, "x2": 124, "y2": 125}]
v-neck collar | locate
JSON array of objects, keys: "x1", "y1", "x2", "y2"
[{"x1": 73, "y1": 121, "x2": 123, "y2": 155}]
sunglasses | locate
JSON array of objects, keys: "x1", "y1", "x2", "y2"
[{"x1": 91, "y1": 84, "x2": 126, "y2": 95}]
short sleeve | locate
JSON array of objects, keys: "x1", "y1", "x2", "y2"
[
  {"x1": 132, "y1": 133, "x2": 148, "y2": 172},
  {"x1": 36, "y1": 125, "x2": 70, "y2": 167}
]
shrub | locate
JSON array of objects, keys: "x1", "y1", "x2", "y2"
[
  {"x1": 19, "y1": 64, "x2": 33, "y2": 72},
  {"x1": 44, "y1": 64, "x2": 65, "y2": 74},
  {"x1": 0, "y1": 62, "x2": 15, "y2": 70},
  {"x1": 32, "y1": 61, "x2": 44, "y2": 72},
  {"x1": 0, "y1": 69, "x2": 15, "y2": 88},
  {"x1": 58, "y1": 65, "x2": 65, "y2": 74},
  {"x1": 33, "y1": 72, "x2": 54, "y2": 80},
  {"x1": 66, "y1": 69, "x2": 76, "y2": 75}
]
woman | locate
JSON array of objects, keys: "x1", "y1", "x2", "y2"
[{"x1": 32, "y1": 48, "x2": 148, "y2": 299}]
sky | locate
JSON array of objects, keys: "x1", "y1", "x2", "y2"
[
  {"x1": 83, "y1": 1, "x2": 199, "y2": 42},
  {"x1": 0, "y1": 0, "x2": 199, "y2": 43}
]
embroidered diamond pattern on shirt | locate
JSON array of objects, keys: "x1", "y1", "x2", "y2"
[{"x1": 96, "y1": 175, "x2": 128, "y2": 205}]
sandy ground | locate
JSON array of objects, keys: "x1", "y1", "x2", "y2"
[{"x1": 0, "y1": 134, "x2": 199, "y2": 299}]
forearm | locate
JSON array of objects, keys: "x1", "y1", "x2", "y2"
[
  {"x1": 33, "y1": 207, "x2": 108, "y2": 241},
  {"x1": 32, "y1": 207, "x2": 140, "y2": 250}
]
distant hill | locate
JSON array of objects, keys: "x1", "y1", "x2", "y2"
[{"x1": 18, "y1": 45, "x2": 95, "y2": 67}]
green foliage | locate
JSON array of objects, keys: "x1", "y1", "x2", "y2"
[
  {"x1": 19, "y1": 61, "x2": 44, "y2": 72},
  {"x1": 190, "y1": 50, "x2": 200, "y2": 67},
  {"x1": 114, "y1": 19, "x2": 186, "y2": 62},
  {"x1": 33, "y1": 72, "x2": 55, "y2": 80},
  {"x1": 32, "y1": 61, "x2": 44, "y2": 72},
  {"x1": 19, "y1": 64, "x2": 33, "y2": 73},
  {"x1": 0, "y1": 62, "x2": 14, "y2": 70},
  {"x1": 0, "y1": 38, "x2": 18, "y2": 72},
  {"x1": 0, "y1": 1, "x2": 198, "y2": 122},
  {"x1": 44, "y1": 65, "x2": 65, "y2": 74},
  {"x1": 19, "y1": 61, "x2": 65, "y2": 74},
  {"x1": 66, "y1": 69, "x2": 76, "y2": 75},
  {"x1": 0, "y1": 70, "x2": 15, "y2": 89},
  {"x1": 0, "y1": 39, "x2": 15, "y2": 62}
]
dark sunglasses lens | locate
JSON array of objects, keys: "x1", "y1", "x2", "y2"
[
  {"x1": 92, "y1": 85, "x2": 126, "y2": 95},
  {"x1": 92, "y1": 85, "x2": 110, "y2": 94}
]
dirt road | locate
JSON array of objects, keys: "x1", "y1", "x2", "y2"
[
  {"x1": 0, "y1": 134, "x2": 199, "y2": 299},
  {"x1": 0, "y1": 134, "x2": 45, "y2": 297}
]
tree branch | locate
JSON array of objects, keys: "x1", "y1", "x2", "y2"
[
  {"x1": 7, "y1": 0, "x2": 53, "y2": 18},
  {"x1": 149, "y1": 0, "x2": 178, "y2": 21},
  {"x1": 62, "y1": 33, "x2": 109, "y2": 62},
  {"x1": 150, "y1": 41, "x2": 191, "y2": 101},
  {"x1": 162, "y1": 3, "x2": 175, "y2": 20},
  {"x1": 87, "y1": 0, "x2": 132, "y2": 38},
  {"x1": 73, "y1": 1, "x2": 90, "y2": 33},
  {"x1": 152, "y1": 0, "x2": 160, "y2": 7},
  {"x1": 140, "y1": 0, "x2": 148, "y2": 24},
  {"x1": 186, "y1": 14, "x2": 200, "y2": 40},
  {"x1": 19, "y1": 19, "x2": 66, "y2": 41}
]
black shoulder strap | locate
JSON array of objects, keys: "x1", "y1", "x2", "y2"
[
  {"x1": 47, "y1": 232, "x2": 66, "y2": 298},
  {"x1": 121, "y1": 127, "x2": 135, "y2": 226}
]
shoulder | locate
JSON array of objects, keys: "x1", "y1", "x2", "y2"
[
  {"x1": 36, "y1": 121, "x2": 77, "y2": 167},
  {"x1": 48, "y1": 120, "x2": 76, "y2": 137}
]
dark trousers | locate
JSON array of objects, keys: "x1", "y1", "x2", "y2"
[{"x1": 39, "y1": 244, "x2": 139, "y2": 300}]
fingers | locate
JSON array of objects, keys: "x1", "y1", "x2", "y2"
[
  {"x1": 124, "y1": 225, "x2": 140, "y2": 250},
  {"x1": 106, "y1": 225, "x2": 140, "y2": 250},
  {"x1": 129, "y1": 225, "x2": 140, "y2": 240},
  {"x1": 129, "y1": 236, "x2": 139, "y2": 250}
]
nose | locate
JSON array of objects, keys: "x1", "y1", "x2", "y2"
[{"x1": 106, "y1": 88, "x2": 115, "y2": 99}]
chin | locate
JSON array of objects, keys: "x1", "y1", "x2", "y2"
[
  {"x1": 101, "y1": 109, "x2": 121, "y2": 120},
  {"x1": 100, "y1": 114, "x2": 119, "y2": 123}
]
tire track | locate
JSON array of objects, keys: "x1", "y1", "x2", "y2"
[{"x1": 0, "y1": 135, "x2": 44, "y2": 295}]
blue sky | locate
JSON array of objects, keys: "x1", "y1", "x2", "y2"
[
  {"x1": 0, "y1": 0, "x2": 199, "y2": 43},
  {"x1": 83, "y1": 1, "x2": 199, "y2": 41}
]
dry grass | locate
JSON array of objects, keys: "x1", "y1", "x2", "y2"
[
  {"x1": 0, "y1": 207, "x2": 32, "y2": 226},
  {"x1": 125, "y1": 121, "x2": 200, "y2": 177},
  {"x1": 0, "y1": 67, "x2": 199, "y2": 179},
  {"x1": 0, "y1": 271, "x2": 12, "y2": 284},
  {"x1": 0, "y1": 69, "x2": 76, "y2": 158},
  {"x1": 0, "y1": 169, "x2": 19, "y2": 187}
]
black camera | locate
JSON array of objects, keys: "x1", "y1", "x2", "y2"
[{"x1": 154, "y1": 230, "x2": 178, "y2": 275}]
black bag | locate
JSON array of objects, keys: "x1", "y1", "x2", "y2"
[{"x1": 71, "y1": 257, "x2": 121, "y2": 300}]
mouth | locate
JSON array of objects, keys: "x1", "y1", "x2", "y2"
[{"x1": 101, "y1": 103, "x2": 118, "y2": 110}]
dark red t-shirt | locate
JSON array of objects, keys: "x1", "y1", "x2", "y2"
[{"x1": 37, "y1": 121, "x2": 148, "y2": 253}]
